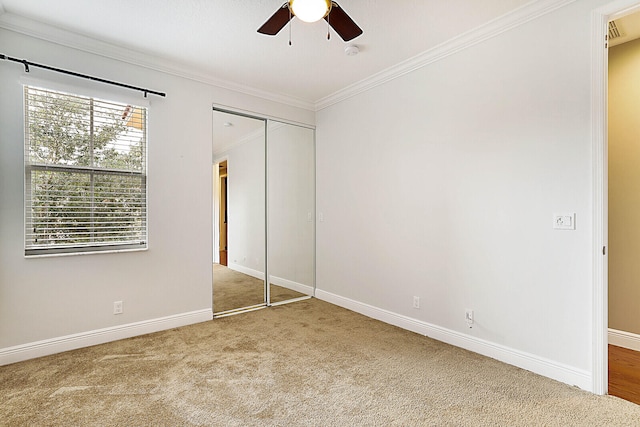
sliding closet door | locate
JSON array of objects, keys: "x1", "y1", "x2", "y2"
[
  {"x1": 212, "y1": 110, "x2": 266, "y2": 315},
  {"x1": 267, "y1": 121, "x2": 315, "y2": 304}
]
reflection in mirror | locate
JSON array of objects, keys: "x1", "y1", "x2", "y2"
[
  {"x1": 268, "y1": 121, "x2": 315, "y2": 304},
  {"x1": 212, "y1": 110, "x2": 266, "y2": 315}
]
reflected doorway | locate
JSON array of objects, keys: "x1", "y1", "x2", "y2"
[
  {"x1": 213, "y1": 110, "x2": 267, "y2": 316},
  {"x1": 219, "y1": 161, "x2": 228, "y2": 266}
]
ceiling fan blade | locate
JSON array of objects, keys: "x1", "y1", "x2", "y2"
[
  {"x1": 257, "y1": 3, "x2": 291, "y2": 36},
  {"x1": 325, "y1": 2, "x2": 363, "y2": 42}
]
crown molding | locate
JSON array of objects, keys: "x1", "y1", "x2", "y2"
[
  {"x1": 0, "y1": 12, "x2": 316, "y2": 112},
  {"x1": 314, "y1": 0, "x2": 578, "y2": 111},
  {"x1": 0, "y1": 0, "x2": 577, "y2": 114}
]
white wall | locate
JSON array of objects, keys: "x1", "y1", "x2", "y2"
[
  {"x1": 316, "y1": 0, "x2": 602, "y2": 389},
  {"x1": 0, "y1": 28, "x2": 313, "y2": 362}
]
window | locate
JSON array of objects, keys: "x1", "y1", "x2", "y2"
[{"x1": 24, "y1": 86, "x2": 147, "y2": 256}]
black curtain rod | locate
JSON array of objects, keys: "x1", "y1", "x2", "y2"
[{"x1": 0, "y1": 53, "x2": 166, "y2": 98}]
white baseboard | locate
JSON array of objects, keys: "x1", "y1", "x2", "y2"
[
  {"x1": 609, "y1": 328, "x2": 640, "y2": 352},
  {"x1": 0, "y1": 309, "x2": 213, "y2": 366},
  {"x1": 270, "y1": 275, "x2": 314, "y2": 296},
  {"x1": 315, "y1": 289, "x2": 592, "y2": 392},
  {"x1": 227, "y1": 263, "x2": 265, "y2": 280}
]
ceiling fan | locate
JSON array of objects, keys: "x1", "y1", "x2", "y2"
[{"x1": 258, "y1": 0, "x2": 363, "y2": 42}]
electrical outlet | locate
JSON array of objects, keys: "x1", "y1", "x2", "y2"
[
  {"x1": 553, "y1": 213, "x2": 576, "y2": 230},
  {"x1": 465, "y1": 309, "x2": 474, "y2": 327},
  {"x1": 113, "y1": 301, "x2": 123, "y2": 315},
  {"x1": 413, "y1": 296, "x2": 420, "y2": 309}
]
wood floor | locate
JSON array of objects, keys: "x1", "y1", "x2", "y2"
[{"x1": 609, "y1": 344, "x2": 640, "y2": 404}]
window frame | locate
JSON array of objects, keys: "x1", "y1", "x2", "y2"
[{"x1": 23, "y1": 84, "x2": 149, "y2": 257}]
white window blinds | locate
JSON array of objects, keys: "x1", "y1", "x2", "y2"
[{"x1": 24, "y1": 86, "x2": 148, "y2": 256}]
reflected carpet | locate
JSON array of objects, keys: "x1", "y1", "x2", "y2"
[{"x1": 213, "y1": 264, "x2": 304, "y2": 313}]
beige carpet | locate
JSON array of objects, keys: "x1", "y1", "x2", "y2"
[
  {"x1": 213, "y1": 264, "x2": 305, "y2": 313},
  {"x1": 2, "y1": 298, "x2": 640, "y2": 426}
]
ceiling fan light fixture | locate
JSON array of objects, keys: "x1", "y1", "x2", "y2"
[{"x1": 289, "y1": 0, "x2": 331, "y2": 23}]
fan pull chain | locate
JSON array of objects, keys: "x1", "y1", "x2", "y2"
[
  {"x1": 327, "y1": 13, "x2": 331, "y2": 40},
  {"x1": 289, "y1": 7, "x2": 292, "y2": 46}
]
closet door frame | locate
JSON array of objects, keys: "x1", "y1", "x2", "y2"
[{"x1": 212, "y1": 105, "x2": 316, "y2": 317}]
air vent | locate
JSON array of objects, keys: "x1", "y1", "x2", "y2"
[{"x1": 609, "y1": 20, "x2": 622, "y2": 40}]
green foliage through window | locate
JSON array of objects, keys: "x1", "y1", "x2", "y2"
[{"x1": 24, "y1": 86, "x2": 147, "y2": 255}]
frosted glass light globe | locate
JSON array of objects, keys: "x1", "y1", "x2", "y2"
[{"x1": 289, "y1": 0, "x2": 331, "y2": 23}]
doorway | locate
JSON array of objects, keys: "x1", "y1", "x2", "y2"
[
  {"x1": 591, "y1": 0, "x2": 640, "y2": 397},
  {"x1": 219, "y1": 161, "x2": 228, "y2": 266},
  {"x1": 606, "y1": 8, "x2": 640, "y2": 404}
]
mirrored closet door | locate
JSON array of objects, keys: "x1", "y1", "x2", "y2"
[
  {"x1": 212, "y1": 110, "x2": 266, "y2": 315},
  {"x1": 267, "y1": 121, "x2": 315, "y2": 305},
  {"x1": 212, "y1": 109, "x2": 315, "y2": 316}
]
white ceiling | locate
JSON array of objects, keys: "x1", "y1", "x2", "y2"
[{"x1": 0, "y1": 0, "x2": 533, "y2": 106}]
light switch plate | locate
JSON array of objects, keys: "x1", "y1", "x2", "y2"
[{"x1": 553, "y1": 213, "x2": 575, "y2": 230}]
